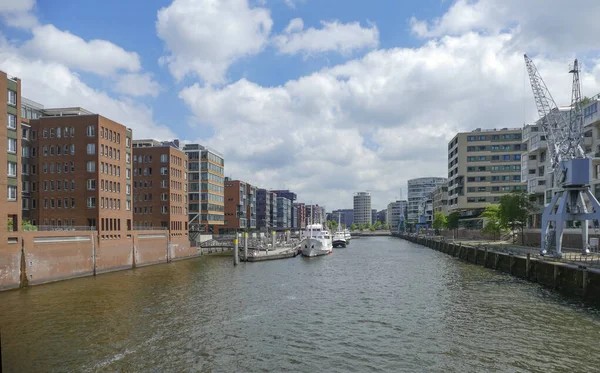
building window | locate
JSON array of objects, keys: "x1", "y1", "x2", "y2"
[
  {"x1": 7, "y1": 114, "x2": 16, "y2": 129},
  {"x1": 86, "y1": 126, "x2": 95, "y2": 137},
  {"x1": 161, "y1": 206, "x2": 168, "y2": 214},
  {"x1": 7, "y1": 138, "x2": 16, "y2": 153},
  {"x1": 7, "y1": 89, "x2": 17, "y2": 106},
  {"x1": 87, "y1": 179, "x2": 96, "y2": 190},
  {"x1": 7, "y1": 162, "x2": 17, "y2": 177},
  {"x1": 126, "y1": 184, "x2": 131, "y2": 195},
  {"x1": 161, "y1": 154, "x2": 168, "y2": 163},
  {"x1": 161, "y1": 167, "x2": 168, "y2": 175},
  {"x1": 126, "y1": 153, "x2": 131, "y2": 164},
  {"x1": 7, "y1": 186, "x2": 16, "y2": 201},
  {"x1": 126, "y1": 200, "x2": 131, "y2": 211},
  {"x1": 87, "y1": 197, "x2": 96, "y2": 208},
  {"x1": 87, "y1": 144, "x2": 96, "y2": 155}
]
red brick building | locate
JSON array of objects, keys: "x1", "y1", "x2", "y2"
[
  {"x1": 29, "y1": 111, "x2": 133, "y2": 238},
  {"x1": 132, "y1": 140, "x2": 188, "y2": 238}
]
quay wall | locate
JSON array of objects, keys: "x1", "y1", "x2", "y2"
[
  {"x1": 397, "y1": 234, "x2": 600, "y2": 303},
  {"x1": 0, "y1": 230, "x2": 209, "y2": 292}
]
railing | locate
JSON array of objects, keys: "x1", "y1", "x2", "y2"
[{"x1": 132, "y1": 226, "x2": 168, "y2": 231}]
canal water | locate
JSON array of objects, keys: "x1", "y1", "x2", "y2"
[{"x1": 1, "y1": 236, "x2": 600, "y2": 372}]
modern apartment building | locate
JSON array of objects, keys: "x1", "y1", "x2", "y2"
[
  {"x1": 132, "y1": 140, "x2": 188, "y2": 237},
  {"x1": 331, "y1": 209, "x2": 354, "y2": 227},
  {"x1": 431, "y1": 182, "x2": 449, "y2": 216},
  {"x1": 582, "y1": 96, "x2": 600, "y2": 203},
  {"x1": 222, "y1": 178, "x2": 250, "y2": 231},
  {"x1": 276, "y1": 196, "x2": 292, "y2": 228},
  {"x1": 447, "y1": 128, "x2": 523, "y2": 228},
  {"x1": 353, "y1": 192, "x2": 372, "y2": 225},
  {"x1": 183, "y1": 143, "x2": 224, "y2": 233},
  {"x1": 29, "y1": 111, "x2": 133, "y2": 237},
  {"x1": 387, "y1": 200, "x2": 407, "y2": 231},
  {"x1": 1, "y1": 72, "x2": 22, "y2": 234},
  {"x1": 293, "y1": 202, "x2": 306, "y2": 229},
  {"x1": 247, "y1": 184, "x2": 257, "y2": 230},
  {"x1": 256, "y1": 188, "x2": 276, "y2": 229},
  {"x1": 407, "y1": 177, "x2": 446, "y2": 223}
]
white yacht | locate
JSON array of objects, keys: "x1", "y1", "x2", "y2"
[
  {"x1": 332, "y1": 230, "x2": 347, "y2": 248},
  {"x1": 301, "y1": 224, "x2": 333, "y2": 257},
  {"x1": 344, "y1": 229, "x2": 352, "y2": 243}
]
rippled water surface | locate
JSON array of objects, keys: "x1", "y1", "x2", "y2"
[{"x1": 1, "y1": 236, "x2": 600, "y2": 372}]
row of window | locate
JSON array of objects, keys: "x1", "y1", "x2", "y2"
[
  {"x1": 466, "y1": 165, "x2": 521, "y2": 172},
  {"x1": 43, "y1": 162, "x2": 75, "y2": 174},
  {"x1": 467, "y1": 154, "x2": 521, "y2": 162},
  {"x1": 43, "y1": 127, "x2": 76, "y2": 139},
  {"x1": 133, "y1": 167, "x2": 172, "y2": 176},
  {"x1": 466, "y1": 134, "x2": 521, "y2": 141},
  {"x1": 466, "y1": 175, "x2": 521, "y2": 182},
  {"x1": 42, "y1": 179, "x2": 75, "y2": 192},
  {"x1": 467, "y1": 184, "x2": 523, "y2": 192},
  {"x1": 466, "y1": 144, "x2": 522, "y2": 152},
  {"x1": 43, "y1": 198, "x2": 76, "y2": 209},
  {"x1": 99, "y1": 144, "x2": 120, "y2": 160},
  {"x1": 42, "y1": 144, "x2": 75, "y2": 156},
  {"x1": 171, "y1": 180, "x2": 185, "y2": 192}
]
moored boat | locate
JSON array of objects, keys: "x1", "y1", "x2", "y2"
[
  {"x1": 301, "y1": 224, "x2": 333, "y2": 257},
  {"x1": 332, "y1": 230, "x2": 347, "y2": 248}
]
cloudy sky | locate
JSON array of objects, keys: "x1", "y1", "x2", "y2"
[{"x1": 2, "y1": 0, "x2": 600, "y2": 210}]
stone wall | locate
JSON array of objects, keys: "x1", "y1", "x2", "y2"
[
  {"x1": 133, "y1": 231, "x2": 168, "y2": 267},
  {"x1": 0, "y1": 237, "x2": 22, "y2": 291}
]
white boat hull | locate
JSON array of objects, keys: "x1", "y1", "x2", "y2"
[{"x1": 301, "y1": 237, "x2": 332, "y2": 257}]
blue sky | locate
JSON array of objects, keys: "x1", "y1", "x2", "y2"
[{"x1": 1, "y1": 0, "x2": 600, "y2": 209}]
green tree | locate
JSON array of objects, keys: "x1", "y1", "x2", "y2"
[
  {"x1": 383, "y1": 223, "x2": 390, "y2": 230},
  {"x1": 432, "y1": 212, "x2": 447, "y2": 231},
  {"x1": 327, "y1": 220, "x2": 338, "y2": 231},
  {"x1": 373, "y1": 221, "x2": 382, "y2": 230},
  {"x1": 350, "y1": 223, "x2": 357, "y2": 231},
  {"x1": 498, "y1": 191, "x2": 535, "y2": 244},
  {"x1": 358, "y1": 224, "x2": 365, "y2": 231},
  {"x1": 480, "y1": 205, "x2": 505, "y2": 241},
  {"x1": 447, "y1": 212, "x2": 461, "y2": 238},
  {"x1": 369, "y1": 224, "x2": 376, "y2": 231}
]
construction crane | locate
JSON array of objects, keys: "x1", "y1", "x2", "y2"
[{"x1": 524, "y1": 54, "x2": 600, "y2": 257}]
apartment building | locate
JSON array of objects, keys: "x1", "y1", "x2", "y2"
[
  {"x1": 407, "y1": 177, "x2": 446, "y2": 223},
  {"x1": 294, "y1": 202, "x2": 306, "y2": 229},
  {"x1": 183, "y1": 143, "x2": 224, "y2": 233},
  {"x1": 431, "y1": 182, "x2": 449, "y2": 216},
  {"x1": 247, "y1": 184, "x2": 257, "y2": 230},
  {"x1": 132, "y1": 140, "x2": 188, "y2": 237},
  {"x1": 331, "y1": 209, "x2": 353, "y2": 227},
  {"x1": 353, "y1": 192, "x2": 371, "y2": 225},
  {"x1": 20, "y1": 97, "x2": 44, "y2": 224},
  {"x1": 447, "y1": 128, "x2": 523, "y2": 228},
  {"x1": 257, "y1": 188, "x2": 276, "y2": 229},
  {"x1": 1, "y1": 72, "x2": 22, "y2": 234},
  {"x1": 29, "y1": 111, "x2": 133, "y2": 237},
  {"x1": 387, "y1": 200, "x2": 407, "y2": 232},
  {"x1": 277, "y1": 196, "x2": 292, "y2": 228}
]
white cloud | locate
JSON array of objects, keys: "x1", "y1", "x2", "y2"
[
  {"x1": 179, "y1": 29, "x2": 600, "y2": 209},
  {"x1": 114, "y1": 73, "x2": 161, "y2": 97},
  {"x1": 0, "y1": 40, "x2": 174, "y2": 141},
  {"x1": 410, "y1": 0, "x2": 600, "y2": 54},
  {"x1": 284, "y1": 0, "x2": 296, "y2": 9},
  {"x1": 0, "y1": 0, "x2": 38, "y2": 28},
  {"x1": 21, "y1": 24, "x2": 141, "y2": 75},
  {"x1": 275, "y1": 19, "x2": 379, "y2": 56},
  {"x1": 156, "y1": 0, "x2": 273, "y2": 84}
]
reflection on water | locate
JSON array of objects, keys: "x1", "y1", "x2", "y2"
[{"x1": 1, "y1": 237, "x2": 600, "y2": 372}]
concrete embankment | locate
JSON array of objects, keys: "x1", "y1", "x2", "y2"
[
  {"x1": 0, "y1": 231, "x2": 228, "y2": 292},
  {"x1": 396, "y1": 233, "x2": 600, "y2": 303}
]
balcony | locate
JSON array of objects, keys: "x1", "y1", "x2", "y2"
[{"x1": 527, "y1": 177, "x2": 546, "y2": 195}]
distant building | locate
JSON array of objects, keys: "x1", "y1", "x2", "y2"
[
  {"x1": 432, "y1": 182, "x2": 449, "y2": 216},
  {"x1": 257, "y1": 189, "x2": 277, "y2": 229},
  {"x1": 371, "y1": 209, "x2": 377, "y2": 225},
  {"x1": 293, "y1": 202, "x2": 306, "y2": 229},
  {"x1": 377, "y1": 209, "x2": 387, "y2": 223},
  {"x1": 353, "y1": 192, "x2": 372, "y2": 225},
  {"x1": 407, "y1": 178, "x2": 446, "y2": 223},
  {"x1": 276, "y1": 196, "x2": 292, "y2": 228},
  {"x1": 182, "y1": 143, "x2": 224, "y2": 233},
  {"x1": 387, "y1": 200, "x2": 407, "y2": 232},
  {"x1": 220, "y1": 178, "x2": 257, "y2": 232},
  {"x1": 331, "y1": 209, "x2": 354, "y2": 227},
  {"x1": 132, "y1": 139, "x2": 188, "y2": 238}
]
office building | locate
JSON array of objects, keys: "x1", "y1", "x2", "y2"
[
  {"x1": 247, "y1": 184, "x2": 257, "y2": 230},
  {"x1": 132, "y1": 140, "x2": 188, "y2": 237},
  {"x1": 331, "y1": 209, "x2": 354, "y2": 227},
  {"x1": 276, "y1": 196, "x2": 292, "y2": 228},
  {"x1": 371, "y1": 209, "x2": 377, "y2": 225},
  {"x1": 447, "y1": 128, "x2": 523, "y2": 228},
  {"x1": 1, "y1": 72, "x2": 22, "y2": 234},
  {"x1": 20, "y1": 97, "x2": 44, "y2": 225},
  {"x1": 377, "y1": 209, "x2": 387, "y2": 223},
  {"x1": 183, "y1": 143, "x2": 224, "y2": 233},
  {"x1": 431, "y1": 182, "x2": 449, "y2": 216},
  {"x1": 222, "y1": 178, "x2": 250, "y2": 232},
  {"x1": 294, "y1": 202, "x2": 306, "y2": 229},
  {"x1": 387, "y1": 200, "x2": 408, "y2": 231},
  {"x1": 407, "y1": 178, "x2": 445, "y2": 223},
  {"x1": 353, "y1": 192, "x2": 372, "y2": 225},
  {"x1": 30, "y1": 110, "x2": 133, "y2": 237},
  {"x1": 257, "y1": 189, "x2": 278, "y2": 229}
]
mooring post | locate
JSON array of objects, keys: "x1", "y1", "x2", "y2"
[
  {"x1": 286, "y1": 230, "x2": 290, "y2": 243},
  {"x1": 243, "y1": 232, "x2": 248, "y2": 261},
  {"x1": 582, "y1": 267, "x2": 589, "y2": 299},
  {"x1": 509, "y1": 254, "x2": 515, "y2": 275},
  {"x1": 271, "y1": 231, "x2": 276, "y2": 251},
  {"x1": 554, "y1": 265, "x2": 559, "y2": 289},
  {"x1": 484, "y1": 247, "x2": 488, "y2": 268},
  {"x1": 526, "y1": 253, "x2": 531, "y2": 279},
  {"x1": 233, "y1": 234, "x2": 239, "y2": 266},
  {"x1": 494, "y1": 253, "x2": 500, "y2": 270}
]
